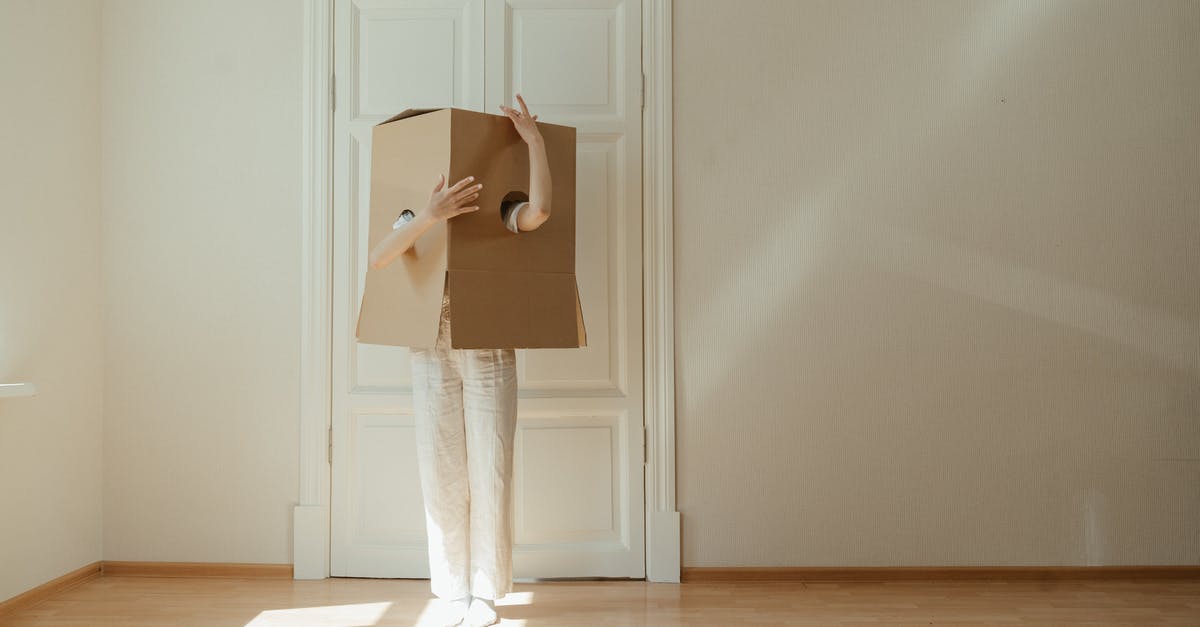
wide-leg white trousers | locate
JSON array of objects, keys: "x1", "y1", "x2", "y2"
[{"x1": 410, "y1": 296, "x2": 518, "y2": 601}]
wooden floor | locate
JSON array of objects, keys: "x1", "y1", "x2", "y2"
[{"x1": 3, "y1": 575, "x2": 1198, "y2": 626}]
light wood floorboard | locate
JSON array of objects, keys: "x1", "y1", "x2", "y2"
[{"x1": 2, "y1": 575, "x2": 1199, "y2": 625}]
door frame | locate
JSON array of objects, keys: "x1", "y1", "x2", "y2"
[{"x1": 292, "y1": 0, "x2": 679, "y2": 583}]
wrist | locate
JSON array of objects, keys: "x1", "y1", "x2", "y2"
[{"x1": 414, "y1": 207, "x2": 441, "y2": 226}]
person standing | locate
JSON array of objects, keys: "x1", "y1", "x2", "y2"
[{"x1": 367, "y1": 94, "x2": 551, "y2": 627}]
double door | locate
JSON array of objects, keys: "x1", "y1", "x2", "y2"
[{"x1": 329, "y1": 0, "x2": 646, "y2": 579}]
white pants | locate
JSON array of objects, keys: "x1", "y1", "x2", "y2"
[{"x1": 411, "y1": 295, "x2": 518, "y2": 601}]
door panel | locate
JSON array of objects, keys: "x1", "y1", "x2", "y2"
[{"x1": 332, "y1": 0, "x2": 644, "y2": 580}]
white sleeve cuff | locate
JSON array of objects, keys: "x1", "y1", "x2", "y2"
[{"x1": 505, "y1": 201, "x2": 529, "y2": 233}]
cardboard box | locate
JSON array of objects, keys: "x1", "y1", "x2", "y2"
[{"x1": 355, "y1": 107, "x2": 586, "y2": 349}]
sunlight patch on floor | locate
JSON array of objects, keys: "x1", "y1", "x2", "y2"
[
  {"x1": 244, "y1": 601, "x2": 392, "y2": 626},
  {"x1": 409, "y1": 594, "x2": 531, "y2": 627},
  {"x1": 496, "y1": 591, "x2": 533, "y2": 606}
]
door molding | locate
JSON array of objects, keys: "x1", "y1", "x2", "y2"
[
  {"x1": 639, "y1": 0, "x2": 680, "y2": 583},
  {"x1": 294, "y1": 0, "x2": 334, "y2": 581},
  {"x1": 294, "y1": 0, "x2": 680, "y2": 583}
]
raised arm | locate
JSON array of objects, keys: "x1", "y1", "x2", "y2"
[
  {"x1": 368, "y1": 173, "x2": 482, "y2": 270},
  {"x1": 500, "y1": 93, "x2": 551, "y2": 231}
]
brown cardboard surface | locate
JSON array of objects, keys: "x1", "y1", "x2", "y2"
[
  {"x1": 446, "y1": 270, "x2": 585, "y2": 349},
  {"x1": 445, "y1": 109, "x2": 577, "y2": 275},
  {"x1": 355, "y1": 107, "x2": 585, "y2": 349},
  {"x1": 356, "y1": 109, "x2": 452, "y2": 347}
]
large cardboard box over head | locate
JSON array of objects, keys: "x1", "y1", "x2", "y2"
[{"x1": 355, "y1": 107, "x2": 586, "y2": 349}]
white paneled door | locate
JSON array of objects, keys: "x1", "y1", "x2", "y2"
[{"x1": 330, "y1": 0, "x2": 645, "y2": 579}]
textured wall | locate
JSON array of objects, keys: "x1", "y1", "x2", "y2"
[
  {"x1": 100, "y1": 0, "x2": 303, "y2": 564},
  {"x1": 674, "y1": 0, "x2": 1200, "y2": 566},
  {"x1": 0, "y1": 0, "x2": 104, "y2": 602}
]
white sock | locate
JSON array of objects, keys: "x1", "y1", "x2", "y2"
[
  {"x1": 440, "y1": 594, "x2": 471, "y2": 627},
  {"x1": 462, "y1": 596, "x2": 499, "y2": 627}
]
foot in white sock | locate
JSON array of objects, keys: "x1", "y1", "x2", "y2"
[
  {"x1": 462, "y1": 596, "x2": 499, "y2": 627},
  {"x1": 438, "y1": 595, "x2": 471, "y2": 627}
]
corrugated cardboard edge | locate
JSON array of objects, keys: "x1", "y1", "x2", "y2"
[
  {"x1": 574, "y1": 279, "x2": 587, "y2": 347},
  {"x1": 378, "y1": 108, "x2": 441, "y2": 126}
]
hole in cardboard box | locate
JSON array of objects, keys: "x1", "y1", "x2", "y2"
[{"x1": 499, "y1": 190, "x2": 529, "y2": 230}]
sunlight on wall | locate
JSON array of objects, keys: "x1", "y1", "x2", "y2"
[
  {"x1": 842, "y1": 213, "x2": 1200, "y2": 374},
  {"x1": 686, "y1": 1, "x2": 1073, "y2": 397}
]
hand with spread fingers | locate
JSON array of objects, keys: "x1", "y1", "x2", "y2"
[
  {"x1": 500, "y1": 93, "x2": 542, "y2": 146},
  {"x1": 425, "y1": 173, "x2": 482, "y2": 221}
]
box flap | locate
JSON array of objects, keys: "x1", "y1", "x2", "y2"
[
  {"x1": 355, "y1": 235, "x2": 447, "y2": 348},
  {"x1": 446, "y1": 269, "x2": 586, "y2": 349},
  {"x1": 378, "y1": 108, "x2": 445, "y2": 126}
]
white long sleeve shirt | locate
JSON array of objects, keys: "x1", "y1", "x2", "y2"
[{"x1": 393, "y1": 200, "x2": 529, "y2": 233}]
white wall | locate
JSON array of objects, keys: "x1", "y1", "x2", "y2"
[
  {"x1": 100, "y1": 0, "x2": 303, "y2": 563},
  {"x1": 0, "y1": 0, "x2": 105, "y2": 602},
  {"x1": 5, "y1": 0, "x2": 1198, "y2": 602},
  {"x1": 674, "y1": 0, "x2": 1200, "y2": 567}
]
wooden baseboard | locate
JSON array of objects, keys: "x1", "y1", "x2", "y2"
[
  {"x1": 7, "y1": 561, "x2": 1197, "y2": 618},
  {"x1": 100, "y1": 561, "x2": 294, "y2": 579},
  {"x1": 681, "y1": 565, "x2": 1200, "y2": 582},
  {"x1": 1, "y1": 561, "x2": 293, "y2": 618},
  {"x1": 0, "y1": 561, "x2": 101, "y2": 617}
]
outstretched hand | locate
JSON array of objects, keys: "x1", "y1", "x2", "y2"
[
  {"x1": 500, "y1": 93, "x2": 542, "y2": 145},
  {"x1": 425, "y1": 173, "x2": 482, "y2": 221}
]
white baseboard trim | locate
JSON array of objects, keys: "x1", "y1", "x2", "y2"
[
  {"x1": 647, "y1": 510, "x2": 681, "y2": 583},
  {"x1": 293, "y1": 505, "x2": 330, "y2": 580}
]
